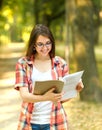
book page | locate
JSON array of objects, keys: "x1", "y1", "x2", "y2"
[
  {"x1": 61, "y1": 89, "x2": 78, "y2": 100},
  {"x1": 33, "y1": 70, "x2": 84, "y2": 100},
  {"x1": 61, "y1": 70, "x2": 84, "y2": 100}
]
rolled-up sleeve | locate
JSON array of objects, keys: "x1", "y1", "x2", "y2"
[
  {"x1": 15, "y1": 62, "x2": 28, "y2": 91},
  {"x1": 62, "y1": 63, "x2": 69, "y2": 77}
]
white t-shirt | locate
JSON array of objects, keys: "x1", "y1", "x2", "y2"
[{"x1": 31, "y1": 66, "x2": 53, "y2": 124}]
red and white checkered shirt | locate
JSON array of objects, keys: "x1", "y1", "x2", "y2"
[{"x1": 15, "y1": 56, "x2": 69, "y2": 130}]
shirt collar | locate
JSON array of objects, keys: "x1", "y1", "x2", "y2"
[
  {"x1": 52, "y1": 57, "x2": 60, "y2": 68},
  {"x1": 24, "y1": 55, "x2": 34, "y2": 65},
  {"x1": 25, "y1": 55, "x2": 60, "y2": 67}
]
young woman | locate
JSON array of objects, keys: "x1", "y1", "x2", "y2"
[{"x1": 15, "y1": 24, "x2": 84, "y2": 130}]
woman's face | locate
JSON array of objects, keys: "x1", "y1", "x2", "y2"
[{"x1": 34, "y1": 35, "x2": 52, "y2": 58}]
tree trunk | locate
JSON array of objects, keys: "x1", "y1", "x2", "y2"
[{"x1": 67, "y1": 0, "x2": 102, "y2": 102}]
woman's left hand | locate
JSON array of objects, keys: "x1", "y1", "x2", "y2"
[{"x1": 76, "y1": 81, "x2": 84, "y2": 92}]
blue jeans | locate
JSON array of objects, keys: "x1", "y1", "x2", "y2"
[{"x1": 31, "y1": 124, "x2": 50, "y2": 130}]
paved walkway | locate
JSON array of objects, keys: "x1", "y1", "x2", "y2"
[{"x1": 0, "y1": 43, "x2": 25, "y2": 130}]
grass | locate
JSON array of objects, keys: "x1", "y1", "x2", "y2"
[{"x1": 63, "y1": 98, "x2": 102, "y2": 130}]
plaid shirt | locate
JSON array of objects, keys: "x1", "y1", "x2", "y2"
[{"x1": 15, "y1": 56, "x2": 69, "y2": 130}]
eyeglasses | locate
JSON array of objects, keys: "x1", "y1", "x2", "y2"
[{"x1": 36, "y1": 41, "x2": 52, "y2": 48}]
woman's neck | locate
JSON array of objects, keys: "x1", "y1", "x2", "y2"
[
  {"x1": 35, "y1": 54, "x2": 50, "y2": 61},
  {"x1": 34, "y1": 55, "x2": 51, "y2": 72}
]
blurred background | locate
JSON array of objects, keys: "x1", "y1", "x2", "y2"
[{"x1": 0, "y1": 0, "x2": 102, "y2": 130}]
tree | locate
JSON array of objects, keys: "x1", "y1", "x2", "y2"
[
  {"x1": 66, "y1": 0, "x2": 102, "y2": 102},
  {"x1": 0, "y1": 0, "x2": 34, "y2": 43},
  {"x1": 0, "y1": 0, "x2": 3, "y2": 9},
  {"x1": 33, "y1": 0, "x2": 65, "y2": 26}
]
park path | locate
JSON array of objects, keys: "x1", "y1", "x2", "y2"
[{"x1": 0, "y1": 43, "x2": 25, "y2": 130}]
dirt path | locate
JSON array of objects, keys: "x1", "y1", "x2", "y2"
[{"x1": 0, "y1": 43, "x2": 25, "y2": 130}]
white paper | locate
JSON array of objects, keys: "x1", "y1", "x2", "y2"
[{"x1": 61, "y1": 70, "x2": 84, "y2": 100}]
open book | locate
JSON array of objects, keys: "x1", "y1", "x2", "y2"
[{"x1": 33, "y1": 70, "x2": 84, "y2": 100}]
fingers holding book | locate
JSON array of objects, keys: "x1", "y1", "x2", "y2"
[
  {"x1": 44, "y1": 87, "x2": 63, "y2": 102},
  {"x1": 76, "y1": 80, "x2": 84, "y2": 92}
]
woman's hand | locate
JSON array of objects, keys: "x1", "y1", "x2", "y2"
[
  {"x1": 19, "y1": 87, "x2": 63, "y2": 103},
  {"x1": 61, "y1": 98, "x2": 71, "y2": 103},
  {"x1": 76, "y1": 81, "x2": 84, "y2": 92},
  {"x1": 44, "y1": 88, "x2": 63, "y2": 103}
]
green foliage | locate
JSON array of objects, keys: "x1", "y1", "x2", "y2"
[
  {"x1": 34, "y1": 0, "x2": 65, "y2": 25},
  {"x1": 0, "y1": 0, "x2": 101, "y2": 46},
  {"x1": 0, "y1": 0, "x2": 35, "y2": 44},
  {"x1": 0, "y1": 0, "x2": 66, "y2": 44},
  {"x1": 92, "y1": 0, "x2": 101, "y2": 9}
]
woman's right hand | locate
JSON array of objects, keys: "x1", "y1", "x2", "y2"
[
  {"x1": 19, "y1": 87, "x2": 63, "y2": 103},
  {"x1": 44, "y1": 88, "x2": 63, "y2": 103}
]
